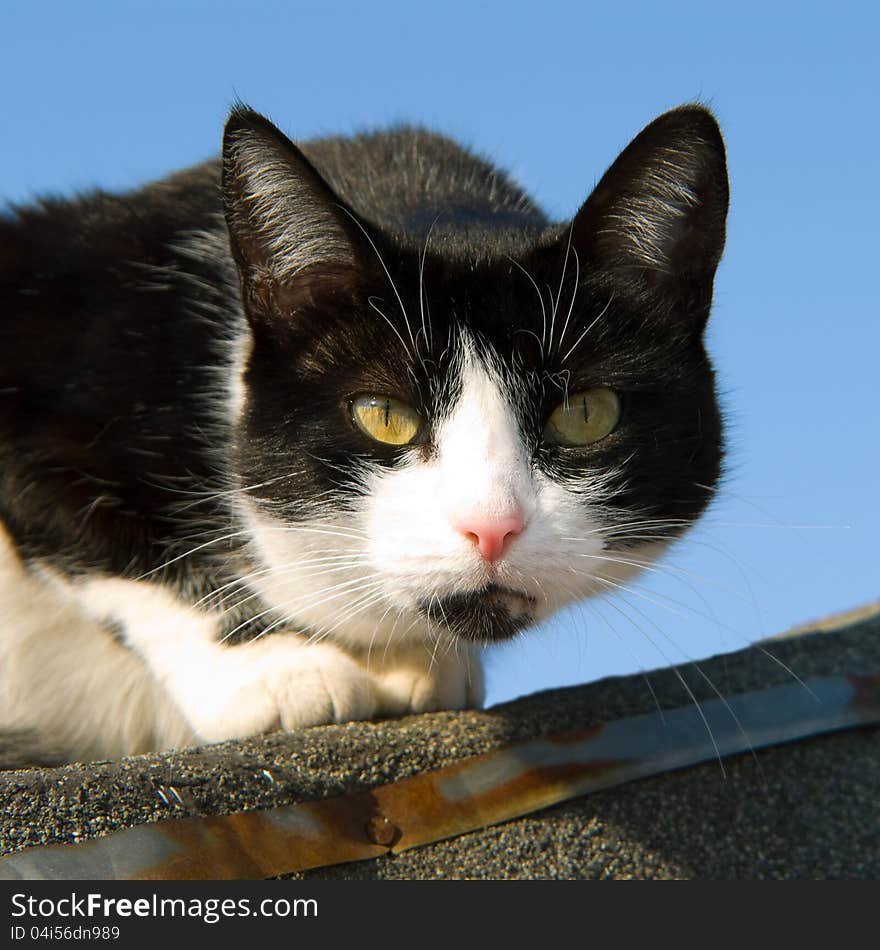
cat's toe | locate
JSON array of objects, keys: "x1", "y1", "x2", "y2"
[
  {"x1": 271, "y1": 652, "x2": 378, "y2": 730},
  {"x1": 376, "y1": 656, "x2": 479, "y2": 715}
]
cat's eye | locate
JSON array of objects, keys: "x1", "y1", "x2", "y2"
[
  {"x1": 544, "y1": 387, "x2": 621, "y2": 447},
  {"x1": 351, "y1": 395, "x2": 423, "y2": 446}
]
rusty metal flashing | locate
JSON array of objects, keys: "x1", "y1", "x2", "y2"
[{"x1": 1, "y1": 672, "x2": 878, "y2": 880}]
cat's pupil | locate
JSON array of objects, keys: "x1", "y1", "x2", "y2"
[
  {"x1": 581, "y1": 397, "x2": 589, "y2": 423},
  {"x1": 384, "y1": 400, "x2": 391, "y2": 427}
]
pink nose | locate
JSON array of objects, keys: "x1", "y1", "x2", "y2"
[{"x1": 454, "y1": 513, "x2": 525, "y2": 563}]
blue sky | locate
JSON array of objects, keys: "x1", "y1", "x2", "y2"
[{"x1": 3, "y1": 1, "x2": 877, "y2": 705}]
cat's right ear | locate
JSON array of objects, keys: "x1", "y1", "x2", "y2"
[
  {"x1": 568, "y1": 105, "x2": 729, "y2": 325},
  {"x1": 222, "y1": 106, "x2": 367, "y2": 322}
]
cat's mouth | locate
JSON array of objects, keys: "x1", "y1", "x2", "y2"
[{"x1": 420, "y1": 583, "x2": 536, "y2": 643}]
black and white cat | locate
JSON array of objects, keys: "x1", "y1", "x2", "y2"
[{"x1": 0, "y1": 105, "x2": 728, "y2": 763}]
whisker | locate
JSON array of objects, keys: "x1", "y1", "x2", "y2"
[
  {"x1": 561, "y1": 580, "x2": 667, "y2": 722},
  {"x1": 135, "y1": 531, "x2": 247, "y2": 580},
  {"x1": 508, "y1": 256, "x2": 547, "y2": 360},
  {"x1": 418, "y1": 214, "x2": 441, "y2": 353},
  {"x1": 566, "y1": 548, "x2": 755, "y2": 607},
  {"x1": 194, "y1": 553, "x2": 370, "y2": 610},
  {"x1": 368, "y1": 296, "x2": 415, "y2": 362},
  {"x1": 300, "y1": 587, "x2": 390, "y2": 647},
  {"x1": 208, "y1": 557, "x2": 372, "y2": 616},
  {"x1": 602, "y1": 584, "x2": 768, "y2": 782},
  {"x1": 220, "y1": 573, "x2": 384, "y2": 643},
  {"x1": 557, "y1": 246, "x2": 581, "y2": 352},
  {"x1": 752, "y1": 645, "x2": 819, "y2": 701},
  {"x1": 553, "y1": 221, "x2": 575, "y2": 335},
  {"x1": 561, "y1": 294, "x2": 614, "y2": 363},
  {"x1": 596, "y1": 590, "x2": 728, "y2": 777},
  {"x1": 338, "y1": 204, "x2": 418, "y2": 357}
]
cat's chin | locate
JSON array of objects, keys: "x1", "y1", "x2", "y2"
[{"x1": 420, "y1": 583, "x2": 536, "y2": 644}]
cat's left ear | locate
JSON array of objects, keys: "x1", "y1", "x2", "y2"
[
  {"x1": 568, "y1": 105, "x2": 729, "y2": 324},
  {"x1": 222, "y1": 106, "x2": 368, "y2": 321}
]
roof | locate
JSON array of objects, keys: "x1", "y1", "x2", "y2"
[{"x1": 2, "y1": 604, "x2": 879, "y2": 879}]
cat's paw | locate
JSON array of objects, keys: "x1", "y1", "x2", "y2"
[
  {"x1": 188, "y1": 639, "x2": 378, "y2": 743},
  {"x1": 374, "y1": 648, "x2": 484, "y2": 716}
]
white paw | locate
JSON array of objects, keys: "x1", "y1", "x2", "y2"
[
  {"x1": 375, "y1": 648, "x2": 484, "y2": 716},
  {"x1": 185, "y1": 638, "x2": 378, "y2": 743}
]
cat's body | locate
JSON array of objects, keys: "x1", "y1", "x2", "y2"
[{"x1": 0, "y1": 106, "x2": 728, "y2": 763}]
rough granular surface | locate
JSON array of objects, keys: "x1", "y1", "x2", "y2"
[{"x1": 2, "y1": 607, "x2": 878, "y2": 879}]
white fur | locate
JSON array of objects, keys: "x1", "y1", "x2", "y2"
[{"x1": 0, "y1": 525, "x2": 195, "y2": 760}]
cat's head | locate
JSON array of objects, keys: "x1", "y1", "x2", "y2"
[{"x1": 220, "y1": 105, "x2": 728, "y2": 653}]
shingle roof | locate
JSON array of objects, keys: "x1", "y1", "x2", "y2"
[{"x1": 2, "y1": 604, "x2": 878, "y2": 879}]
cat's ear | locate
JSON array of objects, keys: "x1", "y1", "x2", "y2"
[
  {"x1": 222, "y1": 106, "x2": 367, "y2": 320},
  {"x1": 571, "y1": 106, "x2": 728, "y2": 319}
]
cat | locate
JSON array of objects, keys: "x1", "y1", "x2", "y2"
[{"x1": 0, "y1": 104, "x2": 728, "y2": 764}]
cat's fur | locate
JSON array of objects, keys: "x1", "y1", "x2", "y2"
[{"x1": 0, "y1": 105, "x2": 728, "y2": 763}]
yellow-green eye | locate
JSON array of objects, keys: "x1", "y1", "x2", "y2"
[
  {"x1": 544, "y1": 387, "x2": 621, "y2": 446},
  {"x1": 352, "y1": 395, "x2": 423, "y2": 446}
]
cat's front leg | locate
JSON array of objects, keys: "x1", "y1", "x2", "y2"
[
  {"x1": 373, "y1": 644, "x2": 485, "y2": 717},
  {"x1": 76, "y1": 577, "x2": 378, "y2": 744}
]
